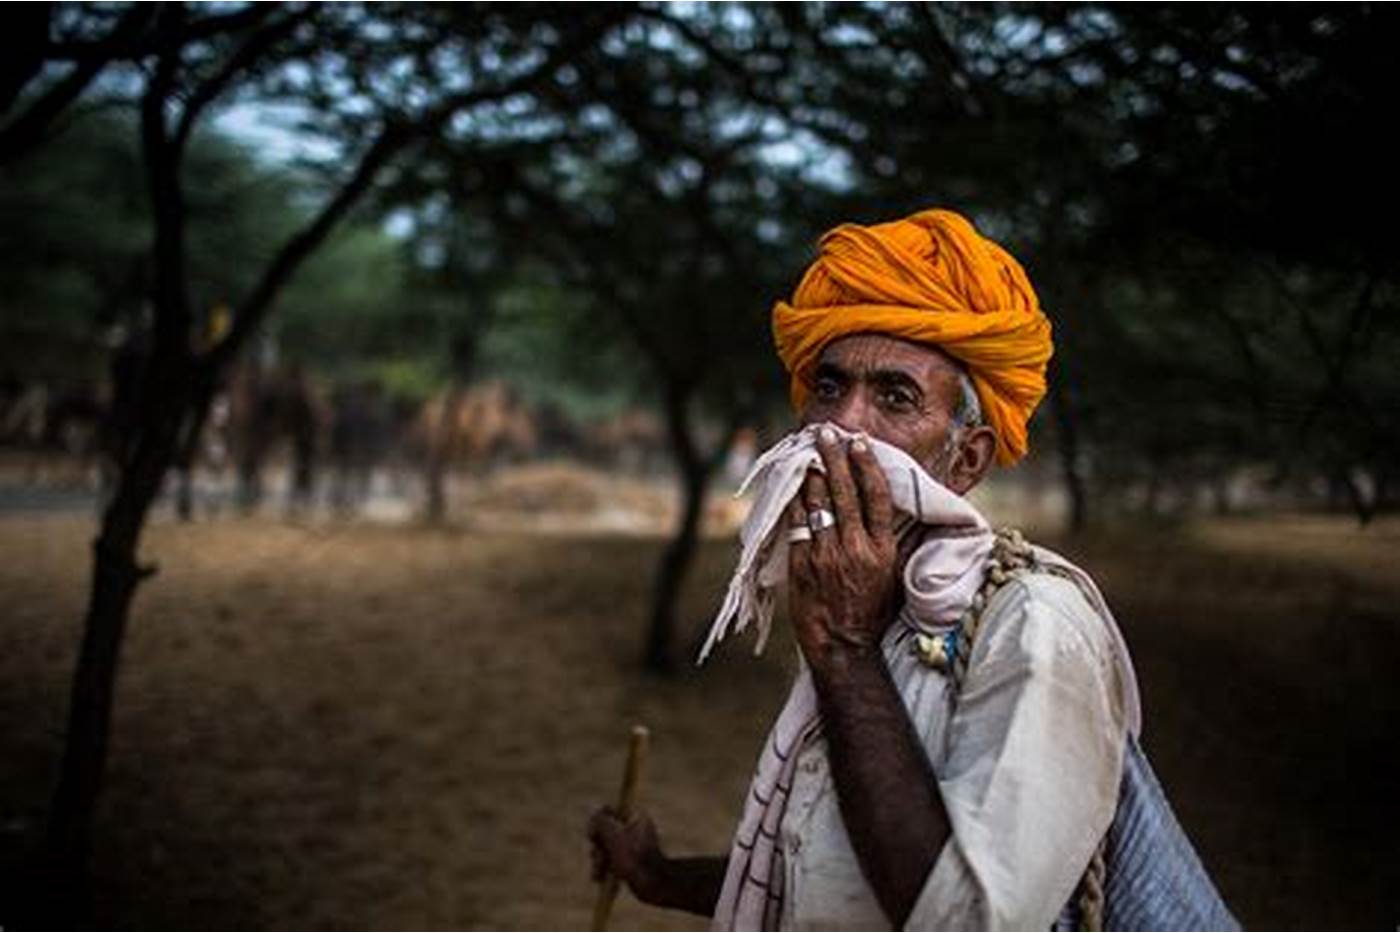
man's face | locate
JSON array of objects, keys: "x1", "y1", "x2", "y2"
[{"x1": 799, "y1": 333, "x2": 966, "y2": 479}]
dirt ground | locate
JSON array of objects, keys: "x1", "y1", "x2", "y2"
[{"x1": 0, "y1": 500, "x2": 1397, "y2": 929}]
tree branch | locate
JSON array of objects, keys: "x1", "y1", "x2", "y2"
[
  {"x1": 207, "y1": 9, "x2": 627, "y2": 374},
  {"x1": 0, "y1": 5, "x2": 155, "y2": 164},
  {"x1": 209, "y1": 120, "x2": 413, "y2": 371},
  {"x1": 172, "y1": 5, "x2": 299, "y2": 152},
  {"x1": 141, "y1": 7, "x2": 194, "y2": 361}
]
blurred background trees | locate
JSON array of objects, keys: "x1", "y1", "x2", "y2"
[{"x1": 2, "y1": 0, "x2": 1397, "y2": 911}]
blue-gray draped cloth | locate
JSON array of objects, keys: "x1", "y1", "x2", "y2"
[{"x1": 1055, "y1": 735, "x2": 1240, "y2": 931}]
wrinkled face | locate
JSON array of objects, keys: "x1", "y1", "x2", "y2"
[{"x1": 799, "y1": 333, "x2": 966, "y2": 476}]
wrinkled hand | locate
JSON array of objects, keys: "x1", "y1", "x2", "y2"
[
  {"x1": 587, "y1": 805, "x2": 666, "y2": 903},
  {"x1": 788, "y1": 428, "x2": 912, "y2": 672}
]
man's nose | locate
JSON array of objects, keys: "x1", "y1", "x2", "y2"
[{"x1": 828, "y1": 389, "x2": 877, "y2": 435}]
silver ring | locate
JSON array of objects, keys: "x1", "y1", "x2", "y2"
[
  {"x1": 807, "y1": 508, "x2": 837, "y2": 532},
  {"x1": 787, "y1": 525, "x2": 813, "y2": 544}
]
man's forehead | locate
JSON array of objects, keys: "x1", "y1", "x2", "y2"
[{"x1": 816, "y1": 333, "x2": 960, "y2": 384}]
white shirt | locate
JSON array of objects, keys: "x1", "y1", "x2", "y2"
[{"x1": 775, "y1": 571, "x2": 1130, "y2": 931}]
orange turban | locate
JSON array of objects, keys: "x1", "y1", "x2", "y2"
[{"x1": 772, "y1": 208, "x2": 1053, "y2": 466}]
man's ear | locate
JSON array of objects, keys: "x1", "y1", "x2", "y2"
[{"x1": 945, "y1": 425, "x2": 998, "y2": 495}]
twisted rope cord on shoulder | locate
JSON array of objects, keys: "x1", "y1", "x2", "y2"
[
  {"x1": 948, "y1": 527, "x2": 1036, "y2": 684},
  {"x1": 946, "y1": 527, "x2": 1107, "y2": 932},
  {"x1": 1077, "y1": 842, "x2": 1107, "y2": 932}
]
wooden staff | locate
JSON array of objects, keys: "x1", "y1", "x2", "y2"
[{"x1": 592, "y1": 724, "x2": 651, "y2": 931}]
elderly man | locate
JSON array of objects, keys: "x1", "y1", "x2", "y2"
[{"x1": 588, "y1": 209, "x2": 1233, "y2": 931}]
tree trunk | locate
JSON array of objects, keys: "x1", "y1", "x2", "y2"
[
  {"x1": 37, "y1": 370, "x2": 188, "y2": 915},
  {"x1": 644, "y1": 385, "x2": 710, "y2": 673},
  {"x1": 646, "y1": 458, "x2": 709, "y2": 673},
  {"x1": 20, "y1": 9, "x2": 438, "y2": 913},
  {"x1": 423, "y1": 384, "x2": 465, "y2": 524},
  {"x1": 1047, "y1": 376, "x2": 1090, "y2": 533},
  {"x1": 642, "y1": 385, "x2": 750, "y2": 674},
  {"x1": 423, "y1": 331, "x2": 477, "y2": 524}
]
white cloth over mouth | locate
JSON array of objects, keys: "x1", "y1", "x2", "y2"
[{"x1": 697, "y1": 422, "x2": 996, "y2": 667}]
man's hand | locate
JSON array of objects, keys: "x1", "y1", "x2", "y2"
[
  {"x1": 586, "y1": 808, "x2": 729, "y2": 917},
  {"x1": 784, "y1": 430, "x2": 951, "y2": 927},
  {"x1": 587, "y1": 806, "x2": 666, "y2": 903},
  {"x1": 788, "y1": 427, "x2": 904, "y2": 671}
]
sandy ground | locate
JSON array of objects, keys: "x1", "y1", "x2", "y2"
[{"x1": 0, "y1": 498, "x2": 1397, "y2": 929}]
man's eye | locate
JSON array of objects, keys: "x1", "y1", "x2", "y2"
[
  {"x1": 813, "y1": 379, "x2": 842, "y2": 401},
  {"x1": 881, "y1": 388, "x2": 916, "y2": 410}
]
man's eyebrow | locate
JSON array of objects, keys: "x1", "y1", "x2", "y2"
[
  {"x1": 812, "y1": 361, "x2": 850, "y2": 381},
  {"x1": 870, "y1": 368, "x2": 925, "y2": 396}
]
